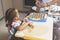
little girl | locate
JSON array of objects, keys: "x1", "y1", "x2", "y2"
[{"x1": 5, "y1": 8, "x2": 32, "y2": 40}]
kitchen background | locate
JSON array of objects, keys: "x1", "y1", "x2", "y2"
[
  {"x1": 0, "y1": 0, "x2": 60, "y2": 40},
  {"x1": 0, "y1": 0, "x2": 60, "y2": 19}
]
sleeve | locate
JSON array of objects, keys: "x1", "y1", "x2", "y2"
[{"x1": 12, "y1": 21, "x2": 21, "y2": 28}]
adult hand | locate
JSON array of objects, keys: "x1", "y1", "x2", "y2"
[
  {"x1": 41, "y1": 2, "x2": 47, "y2": 7},
  {"x1": 35, "y1": 0, "x2": 41, "y2": 8}
]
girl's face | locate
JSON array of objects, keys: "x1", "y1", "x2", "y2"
[
  {"x1": 13, "y1": 9, "x2": 20, "y2": 21},
  {"x1": 15, "y1": 9, "x2": 20, "y2": 19}
]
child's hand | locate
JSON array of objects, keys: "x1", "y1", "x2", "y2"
[
  {"x1": 23, "y1": 17, "x2": 29, "y2": 22},
  {"x1": 28, "y1": 22, "x2": 34, "y2": 29},
  {"x1": 22, "y1": 17, "x2": 34, "y2": 29}
]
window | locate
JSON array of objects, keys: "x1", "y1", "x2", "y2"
[{"x1": 24, "y1": 0, "x2": 35, "y2": 6}]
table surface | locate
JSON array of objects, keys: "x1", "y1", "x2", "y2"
[{"x1": 15, "y1": 17, "x2": 53, "y2": 40}]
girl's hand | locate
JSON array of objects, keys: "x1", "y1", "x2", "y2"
[
  {"x1": 23, "y1": 17, "x2": 29, "y2": 22},
  {"x1": 23, "y1": 17, "x2": 34, "y2": 28},
  {"x1": 28, "y1": 22, "x2": 34, "y2": 28}
]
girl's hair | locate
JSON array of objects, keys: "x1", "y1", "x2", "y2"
[{"x1": 5, "y1": 8, "x2": 19, "y2": 24}]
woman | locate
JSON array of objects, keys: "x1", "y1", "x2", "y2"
[
  {"x1": 35, "y1": 0, "x2": 57, "y2": 8},
  {"x1": 32, "y1": 0, "x2": 57, "y2": 12},
  {"x1": 36, "y1": 0, "x2": 60, "y2": 40}
]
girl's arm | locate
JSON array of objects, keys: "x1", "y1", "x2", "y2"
[{"x1": 16, "y1": 21, "x2": 30, "y2": 31}]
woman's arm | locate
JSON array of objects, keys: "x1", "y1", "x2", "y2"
[
  {"x1": 47, "y1": 0, "x2": 57, "y2": 6},
  {"x1": 35, "y1": 0, "x2": 57, "y2": 8},
  {"x1": 41, "y1": 0, "x2": 57, "y2": 7}
]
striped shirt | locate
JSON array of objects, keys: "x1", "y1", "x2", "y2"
[{"x1": 10, "y1": 20, "x2": 21, "y2": 35}]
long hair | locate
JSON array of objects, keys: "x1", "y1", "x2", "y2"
[{"x1": 5, "y1": 8, "x2": 19, "y2": 24}]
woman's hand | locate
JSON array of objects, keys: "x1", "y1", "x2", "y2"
[
  {"x1": 35, "y1": 0, "x2": 41, "y2": 8},
  {"x1": 41, "y1": 2, "x2": 47, "y2": 7},
  {"x1": 35, "y1": 0, "x2": 47, "y2": 8}
]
